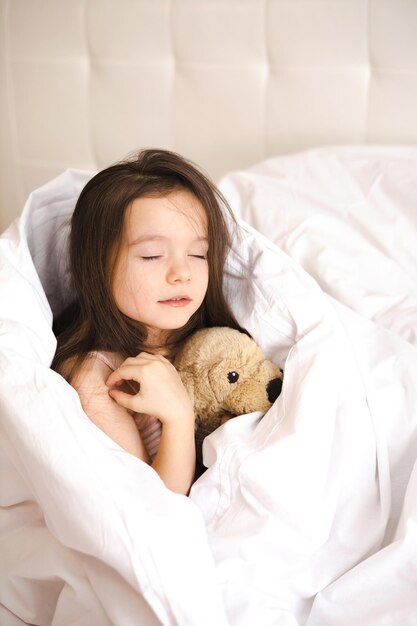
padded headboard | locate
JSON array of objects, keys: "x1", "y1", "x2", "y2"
[{"x1": 1, "y1": 0, "x2": 417, "y2": 231}]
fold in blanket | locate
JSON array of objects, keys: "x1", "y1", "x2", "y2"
[{"x1": 1, "y1": 150, "x2": 417, "y2": 625}]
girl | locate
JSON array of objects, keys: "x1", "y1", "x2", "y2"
[{"x1": 52, "y1": 149, "x2": 244, "y2": 495}]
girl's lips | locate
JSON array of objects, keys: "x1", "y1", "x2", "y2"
[{"x1": 158, "y1": 296, "x2": 191, "y2": 307}]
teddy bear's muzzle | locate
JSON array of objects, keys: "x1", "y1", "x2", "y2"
[{"x1": 267, "y1": 377, "x2": 282, "y2": 404}]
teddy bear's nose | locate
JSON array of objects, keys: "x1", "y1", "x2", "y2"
[{"x1": 267, "y1": 378, "x2": 282, "y2": 403}]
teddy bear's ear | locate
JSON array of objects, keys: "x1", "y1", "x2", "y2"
[{"x1": 178, "y1": 371, "x2": 195, "y2": 407}]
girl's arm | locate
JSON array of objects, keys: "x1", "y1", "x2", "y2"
[
  {"x1": 106, "y1": 353, "x2": 196, "y2": 495},
  {"x1": 150, "y1": 415, "x2": 196, "y2": 495},
  {"x1": 67, "y1": 356, "x2": 150, "y2": 461}
]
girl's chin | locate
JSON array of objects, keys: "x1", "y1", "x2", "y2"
[
  {"x1": 142, "y1": 308, "x2": 200, "y2": 339},
  {"x1": 144, "y1": 324, "x2": 184, "y2": 344}
]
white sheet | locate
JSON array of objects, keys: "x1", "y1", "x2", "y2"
[
  {"x1": 219, "y1": 145, "x2": 417, "y2": 347},
  {"x1": 1, "y1": 147, "x2": 417, "y2": 625}
]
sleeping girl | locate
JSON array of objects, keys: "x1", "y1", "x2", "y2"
[{"x1": 52, "y1": 148, "x2": 244, "y2": 495}]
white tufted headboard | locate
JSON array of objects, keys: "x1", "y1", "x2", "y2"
[{"x1": 1, "y1": 0, "x2": 417, "y2": 231}]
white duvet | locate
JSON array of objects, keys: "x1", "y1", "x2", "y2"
[{"x1": 1, "y1": 146, "x2": 416, "y2": 625}]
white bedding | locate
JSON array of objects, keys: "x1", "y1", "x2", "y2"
[{"x1": 1, "y1": 147, "x2": 416, "y2": 625}]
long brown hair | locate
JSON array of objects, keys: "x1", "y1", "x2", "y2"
[{"x1": 52, "y1": 148, "x2": 244, "y2": 379}]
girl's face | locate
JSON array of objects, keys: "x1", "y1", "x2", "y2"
[{"x1": 112, "y1": 188, "x2": 209, "y2": 344}]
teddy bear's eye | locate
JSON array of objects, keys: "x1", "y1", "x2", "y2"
[{"x1": 227, "y1": 371, "x2": 239, "y2": 384}]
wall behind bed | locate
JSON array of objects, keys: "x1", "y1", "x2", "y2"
[{"x1": 1, "y1": 0, "x2": 417, "y2": 232}]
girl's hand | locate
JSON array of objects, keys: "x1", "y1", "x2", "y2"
[
  {"x1": 106, "y1": 352, "x2": 194, "y2": 426},
  {"x1": 106, "y1": 352, "x2": 196, "y2": 494}
]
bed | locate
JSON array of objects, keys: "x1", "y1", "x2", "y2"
[{"x1": 1, "y1": 2, "x2": 417, "y2": 625}]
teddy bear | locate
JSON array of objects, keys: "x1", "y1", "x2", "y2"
[{"x1": 174, "y1": 326, "x2": 283, "y2": 469}]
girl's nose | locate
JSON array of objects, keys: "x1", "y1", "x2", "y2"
[{"x1": 167, "y1": 258, "x2": 191, "y2": 283}]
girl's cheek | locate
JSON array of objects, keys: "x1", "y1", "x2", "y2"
[{"x1": 127, "y1": 269, "x2": 151, "y2": 292}]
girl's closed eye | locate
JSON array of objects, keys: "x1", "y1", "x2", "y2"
[
  {"x1": 189, "y1": 243, "x2": 208, "y2": 260},
  {"x1": 135, "y1": 246, "x2": 165, "y2": 261}
]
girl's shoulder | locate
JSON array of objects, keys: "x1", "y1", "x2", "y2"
[
  {"x1": 86, "y1": 351, "x2": 123, "y2": 372},
  {"x1": 59, "y1": 350, "x2": 123, "y2": 385}
]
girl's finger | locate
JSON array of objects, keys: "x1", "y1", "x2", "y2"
[
  {"x1": 106, "y1": 364, "x2": 141, "y2": 387},
  {"x1": 134, "y1": 351, "x2": 159, "y2": 360},
  {"x1": 108, "y1": 387, "x2": 140, "y2": 411}
]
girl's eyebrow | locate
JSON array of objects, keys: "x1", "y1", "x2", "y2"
[
  {"x1": 129, "y1": 235, "x2": 208, "y2": 246},
  {"x1": 129, "y1": 235, "x2": 165, "y2": 246}
]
